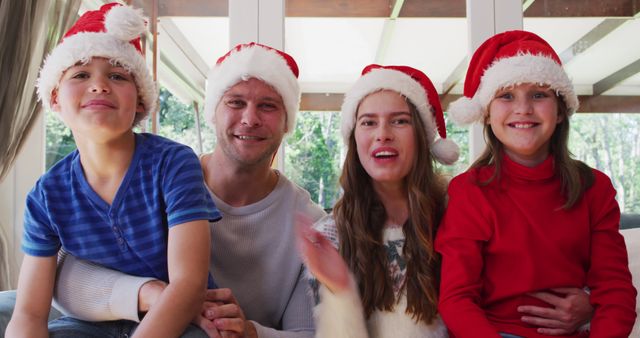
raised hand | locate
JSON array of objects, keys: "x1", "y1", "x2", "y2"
[{"x1": 296, "y1": 213, "x2": 351, "y2": 293}]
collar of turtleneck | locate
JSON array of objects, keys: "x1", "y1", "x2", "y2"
[{"x1": 502, "y1": 152, "x2": 555, "y2": 182}]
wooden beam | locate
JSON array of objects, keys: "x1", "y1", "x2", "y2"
[
  {"x1": 399, "y1": 0, "x2": 465, "y2": 17},
  {"x1": 286, "y1": 0, "x2": 392, "y2": 17},
  {"x1": 440, "y1": 94, "x2": 640, "y2": 113},
  {"x1": 300, "y1": 93, "x2": 344, "y2": 111},
  {"x1": 286, "y1": 0, "x2": 465, "y2": 17},
  {"x1": 133, "y1": 0, "x2": 228, "y2": 17},
  {"x1": 524, "y1": 0, "x2": 640, "y2": 17},
  {"x1": 558, "y1": 18, "x2": 627, "y2": 64},
  {"x1": 303, "y1": 93, "x2": 640, "y2": 113},
  {"x1": 593, "y1": 58, "x2": 640, "y2": 96},
  {"x1": 578, "y1": 95, "x2": 640, "y2": 113}
]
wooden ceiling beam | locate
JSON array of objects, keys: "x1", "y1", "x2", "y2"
[
  {"x1": 132, "y1": 0, "x2": 637, "y2": 18},
  {"x1": 593, "y1": 59, "x2": 640, "y2": 96},
  {"x1": 300, "y1": 93, "x2": 640, "y2": 113},
  {"x1": 133, "y1": 0, "x2": 228, "y2": 17},
  {"x1": 524, "y1": 0, "x2": 640, "y2": 17},
  {"x1": 559, "y1": 18, "x2": 627, "y2": 64}
]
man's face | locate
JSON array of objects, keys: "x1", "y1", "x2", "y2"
[{"x1": 214, "y1": 78, "x2": 288, "y2": 167}]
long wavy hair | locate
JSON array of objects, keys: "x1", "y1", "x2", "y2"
[
  {"x1": 333, "y1": 97, "x2": 447, "y2": 324},
  {"x1": 471, "y1": 95, "x2": 594, "y2": 209}
]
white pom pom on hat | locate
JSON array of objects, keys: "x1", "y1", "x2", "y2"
[{"x1": 341, "y1": 64, "x2": 459, "y2": 165}]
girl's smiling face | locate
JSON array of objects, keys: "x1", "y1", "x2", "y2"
[
  {"x1": 354, "y1": 90, "x2": 416, "y2": 188},
  {"x1": 488, "y1": 83, "x2": 563, "y2": 167}
]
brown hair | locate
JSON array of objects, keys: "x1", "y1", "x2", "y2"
[
  {"x1": 333, "y1": 98, "x2": 447, "y2": 323},
  {"x1": 471, "y1": 96, "x2": 594, "y2": 209}
]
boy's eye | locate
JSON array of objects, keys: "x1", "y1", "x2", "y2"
[
  {"x1": 109, "y1": 73, "x2": 130, "y2": 81},
  {"x1": 496, "y1": 92, "x2": 513, "y2": 100},
  {"x1": 70, "y1": 72, "x2": 89, "y2": 79},
  {"x1": 359, "y1": 119, "x2": 375, "y2": 126},
  {"x1": 226, "y1": 99, "x2": 245, "y2": 108}
]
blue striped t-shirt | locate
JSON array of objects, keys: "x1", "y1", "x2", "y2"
[{"x1": 22, "y1": 133, "x2": 221, "y2": 284}]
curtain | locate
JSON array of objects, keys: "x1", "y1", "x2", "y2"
[{"x1": 0, "y1": 0, "x2": 80, "y2": 290}]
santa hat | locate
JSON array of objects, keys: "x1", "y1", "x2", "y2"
[
  {"x1": 204, "y1": 42, "x2": 300, "y2": 134},
  {"x1": 341, "y1": 64, "x2": 459, "y2": 165},
  {"x1": 449, "y1": 30, "x2": 579, "y2": 125},
  {"x1": 37, "y1": 3, "x2": 157, "y2": 121}
]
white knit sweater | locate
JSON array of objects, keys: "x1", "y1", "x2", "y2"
[{"x1": 308, "y1": 215, "x2": 448, "y2": 338}]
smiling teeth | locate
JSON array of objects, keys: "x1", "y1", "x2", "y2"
[
  {"x1": 375, "y1": 151, "x2": 396, "y2": 157},
  {"x1": 513, "y1": 123, "x2": 534, "y2": 129},
  {"x1": 238, "y1": 136, "x2": 260, "y2": 140}
]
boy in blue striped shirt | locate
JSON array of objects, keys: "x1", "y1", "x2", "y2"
[{"x1": 6, "y1": 3, "x2": 220, "y2": 338}]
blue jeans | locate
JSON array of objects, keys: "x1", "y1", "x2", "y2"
[
  {"x1": 500, "y1": 334, "x2": 524, "y2": 338},
  {"x1": 48, "y1": 316, "x2": 207, "y2": 338},
  {"x1": 0, "y1": 290, "x2": 207, "y2": 338}
]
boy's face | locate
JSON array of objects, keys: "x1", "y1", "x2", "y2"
[{"x1": 51, "y1": 57, "x2": 144, "y2": 140}]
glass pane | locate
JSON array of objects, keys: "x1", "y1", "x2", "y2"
[
  {"x1": 284, "y1": 111, "x2": 342, "y2": 210},
  {"x1": 570, "y1": 113, "x2": 640, "y2": 213},
  {"x1": 157, "y1": 88, "x2": 216, "y2": 155},
  {"x1": 45, "y1": 111, "x2": 75, "y2": 170}
]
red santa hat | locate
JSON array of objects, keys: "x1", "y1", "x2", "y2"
[
  {"x1": 204, "y1": 42, "x2": 300, "y2": 134},
  {"x1": 37, "y1": 3, "x2": 156, "y2": 121},
  {"x1": 341, "y1": 64, "x2": 459, "y2": 165},
  {"x1": 448, "y1": 30, "x2": 579, "y2": 125}
]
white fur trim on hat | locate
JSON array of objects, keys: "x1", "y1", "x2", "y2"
[
  {"x1": 449, "y1": 53, "x2": 578, "y2": 126},
  {"x1": 37, "y1": 6, "x2": 156, "y2": 119},
  {"x1": 341, "y1": 68, "x2": 456, "y2": 163},
  {"x1": 204, "y1": 46, "x2": 300, "y2": 134}
]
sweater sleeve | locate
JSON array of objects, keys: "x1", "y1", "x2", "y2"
[
  {"x1": 306, "y1": 215, "x2": 369, "y2": 338},
  {"x1": 585, "y1": 172, "x2": 637, "y2": 337},
  {"x1": 53, "y1": 252, "x2": 154, "y2": 322},
  {"x1": 252, "y1": 265, "x2": 315, "y2": 338},
  {"x1": 313, "y1": 275, "x2": 368, "y2": 338},
  {"x1": 435, "y1": 175, "x2": 501, "y2": 338}
]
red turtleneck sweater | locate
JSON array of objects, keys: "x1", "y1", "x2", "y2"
[{"x1": 436, "y1": 155, "x2": 636, "y2": 338}]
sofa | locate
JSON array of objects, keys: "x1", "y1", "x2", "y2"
[{"x1": 622, "y1": 226, "x2": 640, "y2": 336}]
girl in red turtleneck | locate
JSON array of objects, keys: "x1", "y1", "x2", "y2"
[{"x1": 435, "y1": 30, "x2": 636, "y2": 338}]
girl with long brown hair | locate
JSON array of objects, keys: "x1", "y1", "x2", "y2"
[
  {"x1": 298, "y1": 64, "x2": 459, "y2": 337},
  {"x1": 436, "y1": 30, "x2": 636, "y2": 338}
]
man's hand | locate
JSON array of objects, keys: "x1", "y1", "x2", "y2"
[
  {"x1": 138, "y1": 280, "x2": 167, "y2": 314},
  {"x1": 518, "y1": 287, "x2": 593, "y2": 335},
  {"x1": 203, "y1": 288, "x2": 257, "y2": 338}
]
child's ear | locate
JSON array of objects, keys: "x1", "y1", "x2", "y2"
[
  {"x1": 50, "y1": 89, "x2": 61, "y2": 112},
  {"x1": 136, "y1": 99, "x2": 145, "y2": 114}
]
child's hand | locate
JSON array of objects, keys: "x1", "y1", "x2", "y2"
[
  {"x1": 296, "y1": 213, "x2": 351, "y2": 293},
  {"x1": 193, "y1": 300, "x2": 222, "y2": 338},
  {"x1": 518, "y1": 287, "x2": 593, "y2": 335}
]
